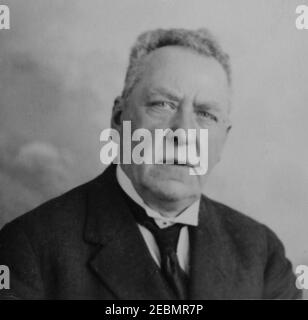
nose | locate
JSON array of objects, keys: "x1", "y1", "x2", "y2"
[{"x1": 168, "y1": 103, "x2": 196, "y2": 146}]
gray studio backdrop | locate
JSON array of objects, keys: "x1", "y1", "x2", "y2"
[{"x1": 0, "y1": 0, "x2": 307, "y2": 297}]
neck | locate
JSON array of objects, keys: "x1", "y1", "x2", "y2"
[
  {"x1": 118, "y1": 164, "x2": 200, "y2": 218},
  {"x1": 137, "y1": 187, "x2": 199, "y2": 218}
]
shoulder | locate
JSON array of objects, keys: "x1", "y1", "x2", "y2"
[
  {"x1": 200, "y1": 194, "x2": 283, "y2": 256},
  {"x1": 200, "y1": 195, "x2": 301, "y2": 299},
  {"x1": 202, "y1": 194, "x2": 268, "y2": 232},
  {"x1": 0, "y1": 173, "x2": 103, "y2": 248}
]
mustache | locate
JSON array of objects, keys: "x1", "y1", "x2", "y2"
[{"x1": 154, "y1": 143, "x2": 201, "y2": 167}]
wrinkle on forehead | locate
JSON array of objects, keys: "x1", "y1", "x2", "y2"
[
  {"x1": 132, "y1": 46, "x2": 231, "y2": 113},
  {"x1": 142, "y1": 46, "x2": 228, "y2": 82}
]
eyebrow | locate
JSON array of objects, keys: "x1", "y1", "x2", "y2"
[
  {"x1": 145, "y1": 87, "x2": 182, "y2": 101},
  {"x1": 195, "y1": 102, "x2": 222, "y2": 112},
  {"x1": 145, "y1": 88, "x2": 226, "y2": 113}
]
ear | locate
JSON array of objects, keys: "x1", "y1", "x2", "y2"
[
  {"x1": 224, "y1": 116, "x2": 232, "y2": 135},
  {"x1": 216, "y1": 121, "x2": 232, "y2": 163},
  {"x1": 111, "y1": 96, "x2": 124, "y2": 131}
]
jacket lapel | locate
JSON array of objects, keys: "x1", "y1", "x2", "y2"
[
  {"x1": 83, "y1": 165, "x2": 176, "y2": 300},
  {"x1": 188, "y1": 197, "x2": 232, "y2": 299}
]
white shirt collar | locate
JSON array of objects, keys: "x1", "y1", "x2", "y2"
[{"x1": 116, "y1": 164, "x2": 200, "y2": 228}]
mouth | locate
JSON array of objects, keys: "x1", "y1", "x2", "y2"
[{"x1": 161, "y1": 158, "x2": 198, "y2": 168}]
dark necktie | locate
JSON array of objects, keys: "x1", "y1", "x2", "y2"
[{"x1": 123, "y1": 191, "x2": 188, "y2": 300}]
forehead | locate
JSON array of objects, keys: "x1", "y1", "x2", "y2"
[{"x1": 135, "y1": 46, "x2": 230, "y2": 104}]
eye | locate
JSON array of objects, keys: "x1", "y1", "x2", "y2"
[
  {"x1": 196, "y1": 110, "x2": 218, "y2": 122},
  {"x1": 149, "y1": 101, "x2": 176, "y2": 110}
]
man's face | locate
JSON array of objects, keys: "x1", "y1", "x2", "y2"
[{"x1": 116, "y1": 46, "x2": 231, "y2": 207}]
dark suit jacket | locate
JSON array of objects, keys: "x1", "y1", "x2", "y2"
[{"x1": 0, "y1": 164, "x2": 301, "y2": 299}]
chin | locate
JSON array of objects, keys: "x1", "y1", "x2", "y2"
[{"x1": 143, "y1": 178, "x2": 198, "y2": 202}]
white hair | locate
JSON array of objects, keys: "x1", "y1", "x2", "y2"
[{"x1": 121, "y1": 28, "x2": 231, "y2": 99}]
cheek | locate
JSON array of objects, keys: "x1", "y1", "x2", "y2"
[
  {"x1": 124, "y1": 105, "x2": 158, "y2": 132},
  {"x1": 207, "y1": 129, "x2": 227, "y2": 164}
]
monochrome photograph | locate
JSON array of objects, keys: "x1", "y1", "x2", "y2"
[{"x1": 0, "y1": 0, "x2": 307, "y2": 301}]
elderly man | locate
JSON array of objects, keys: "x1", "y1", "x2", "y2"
[{"x1": 0, "y1": 28, "x2": 301, "y2": 299}]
